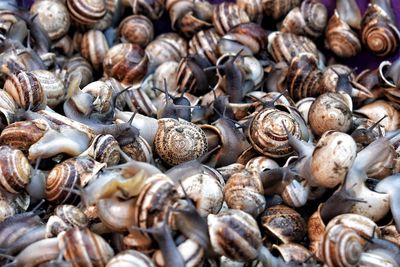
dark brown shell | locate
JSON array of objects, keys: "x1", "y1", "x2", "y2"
[
  {"x1": 118, "y1": 15, "x2": 154, "y2": 47},
  {"x1": 189, "y1": 28, "x2": 220, "y2": 65},
  {"x1": 212, "y1": 3, "x2": 250, "y2": 36},
  {"x1": 66, "y1": 0, "x2": 106, "y2": 26}
]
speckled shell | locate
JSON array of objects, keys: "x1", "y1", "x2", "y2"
[
  {"x1": 103, "y1": 43, "x2": 149, "y2": 86},
  {"x1": 262, "y1": 0, "x2": 300, "y2": 20},
  {"x1": 118, "y1": 15, "x2": 154, "y2": 47},
  {"x1": 224, "y1": 170, "x2": 265, "y2": 217},
  {"x1": 59, "y1": 228, "x2": 114, "y2": 267},
  {"x1": 189, "y1": 28, "x2": 220, "y2": 65},
  {"x1": 261, "y1": 204, "x2": 306, "y2": 244},
  {"x1": 0, "y1": 146, "x2": 31, "y2": 194},
  {"x1": 208, "y1": 209, "x2": 262, "y2": 262},
  {"x1": 248, "y1": 108, "x2": 302, "y2": 158},
  {"x1": 106, "y1": 250, "x2": 155, "y2": 267},
  {"x1": 308, "y1": 92, "x2": 353, "y2": 136},
  {"x1": 31, "y1": 70, "x2": 65, "y2": 108},
  {"x1": 154, "y1": 118, "x2": 208, "y2": 166},
  {"x1": 212, "y1": 3, "x2": 250, "y2": 36},
  {"x1": 310, "y1": 131, "x2": 357, "y2": 188},
  {"x1": 30, "y1": 0, "x2": 70, "y2": 40},
  {"x1": 3, "y1": 71, "x2": 46, "y2": 111},
  {"x1": 81, "y1": 30, "x2": 109, "y2": 71},
  {"x1": 66, "y1": 0, "x2": 106, "y2": 26}
]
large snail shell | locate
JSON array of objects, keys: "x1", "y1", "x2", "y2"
[
  {"x1": 66, "y1": 0, "x2": 106, "y2": 27},
  {"x1": 3, "y1": 71, "x2": 46, "y2": 111},
  {"x1": 361, "y1": 4, "x2": 400, "y2": 57},
  {"x1": 310, "y1": 131, "x2": 357, "y2": 188},
  {"x1": 81, "y1": 30, "x2": 109, "y2": 71},
  {"x1": 308, "y1": 92, "x2": 353, "y2": 136},
  {"x1": 106, "y1": 250, "x2": 155, "y2": 267},
  {"x1": 0, "y1": 146, "x2": 31, "y2": 194},
  {"x1": 325, "y1": 10, "x2": 361, "y2": 58},
  {"x1": 118, "y1": 15, "x2": 154, "y2": 48},
  {"x1": 154, "y1": 118, "x2": 208, "y2": 166},
  {"x1": 189, "y1": 28, "x2": 220, "y2": 65},
  {"x1": 31, "y1": 70, "x2": 65, "y2": 108},
  {"x1": 30, "y1": 0, "x2": 70, "y2": 40},
  {"x1": 212, "y1": 3, "x2": 250, "y2": 36},
  {"x1": 262, "y1": 0, "x2": 300, "y2": 20},
  {"x1": 327, "y1": 214, "x2": 381, "y2": 240},
  {"x1": 103, "y1": 43, "x2": 149, "y2": 86},
  {"x1": 59, "y1": 227, "x2": 114, "y2": 267},
  {"x1": 208, "y1": 209, "x2": 262, "y2": 262},
  {"x1": 248, "y1": 107, "x2": 302, "y2": 158}
]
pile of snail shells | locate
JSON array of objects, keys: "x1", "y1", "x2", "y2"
[{"x1": 0, "y1": 0, "x2": 400, "y2": 266}]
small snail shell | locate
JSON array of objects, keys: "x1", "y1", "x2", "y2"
[
  {"x1": 62, "y1": 55, "x2": 94, "y2": 87},
  {"x1": 90, "y1": 0, "x2": 118, "y2": 31},
  {"x1": 267, "y1": 31, "x2": 320, "y2": 64},
  {"x1": 308, "y1": 92, "x2": 353, "y2": 136},
  {"x1": 154, "y1": 118, "x2": 208, "y2": 166},
  {"x1": 103, "y1": 43, "x2": 149, "y2": 86},
  {"x1": 189, "y1": 28, "x2": 220, "y2": 65},
  {"x1": 325, "y1": 10, "x2": 362, "y2": 58},
  {"x1": 261, "y1": 204, "x2": 307, "y2": 244},
  {"x1": 361, "y1": 3, "x2": 400, "y2": 57},
  {"x1": 3, "y1": 70, "x2": 46, "y2": 111},
  {"x1": 131, "y1": 0, "x2": 164, "y2": 20},
  {"x1": 46, "y1": 204, "x2": 89, "y2": 237},
  {"x1": 106, "y1": 250, "x2": 155, "y2": 267},
  {"x1": 0, "y1": 146, "x2": 31, "y2": 194},
  {"x1": 59, "y1": 228, "x2": 114, "y2": 267},
  {"x1": 307, "y1": 204, "x2": 325, "y2": 261},
  {"x1": 208, "y1": 209, "x2": 262, "y2": 262},
  {"x1": 83, "y1": 134, "x2": 121, "y2": 166},
  {"x1": 224, "y1": 170, "x2": 266, "y2": 217},
  {"x1": 354, "y1": 100, "x2": 400, "y2": 131},
  {"x1": 118, "y1": 15, "x2": 154, "y2": 47},
  {"x1": 280, "y1": 0, "x2": 328, "y2": 38},
  {"x1": 281, "y1": 179, "x2": 310, "y2": 208},
  {"x1": 103, "y1": 78, "x2": 127, "y2": 110},
  {"x1": 123, "y1": 85, "x2": 157, "y2": 117},
  {"x1": 0, "y1": 189, "x2": 28, "y2": 222},
  {"x1": 262, "y1": 0, "x2": 300, "y2": 21},
  {"x1": 322, "y1": 224, "x2": 364, "y2": 267},
  {"x1": 66, "y1": 0, "x2": 106, "y2": 27},
  {"x1": 176, "y1": 56, "x2": 211, "y2": 97},
  {"x1": 81, "y1": 30, "x2": 109, "y2": 71},
  {"x1": 31, "y1": 70, "x2": 65, "y2": 108},
  {"x1": 30, "y1": 0, "x2": 70, "y2": 40},
  {"x1": 212, "y1": 3, "x2": 250, "y2": 36}
]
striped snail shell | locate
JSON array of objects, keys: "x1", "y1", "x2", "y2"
[
  {"x1": 361, "y1": 3, "x2": 400, "y2": 57},
  {"x1": 322, "y1": 224, "x2": 363, "y2": 267},
  {"x1": 0, "y1": 89, "x2": 17, "y2": 113},
  {"x1": 124, "y1": 85, "x2": 157, "y2": 116},
  {"x1": 30, "y1": 0, "x2": 70, "y2": 40},
  {"x1": 85, "y1": 134, "x2": 121, "y2": 166},
  {"x1": 97, "y1": 198, "x2": 135, "y2": 232},
  {"x1": 59, "y1": 228, "x2": 114, "y2": 266},
  {"x1": 212, "y1": 3, "x2": 251, "y2": 36},
  {"x1": 103, "y1": 43, "x2": 149, "y2": 86},
  {"x1": 31, "y1": 70, "x2": 65, "y2": 108},
  {"x1": 236, "y1": 0, "x2": 263, "y2": 23},
  {"x1": 280, "y1": 0, "x2": 328, "y2": 38},
  {"x1": 106, "y1": 250, "x2": 155, "y2": 267},
  {"x1": 208, "y1": 209, "x2": 262, "y2": 262},
  {"x1": 3, "y1": 71, "x2": 46, "y2": 111},
  {"x1": 262, "y1": 0, "x2": 300, "y2": 21},
  {"x1": 154, "y1": 118, "x2": 208, "y2": 166},
  {"x1": 267, "y1": 31, "x2": 320, "y2": 64},
  {"x1": 81, "y1": 30, "x2": 109, "y2": 71},
  {"x1": 66, "y1": 0, "x2": 106, "y2": 27},
  {"x1": 189, "y1": 28, "x2": 220, "y2": 65},
  {"x1": 176, "y1": 56, "x2": 211, "y2": 96},
  {"x1": 131, "y1": 0, "x2": 165, "y2": 20},
  {"x1": 0, "y1": 146, "x2": 31, "y2": 194},
  {"x1": 354, "y1": 100, "x2": 399, "y2": 131},
  {"x1": 248, "y1": 107, "x2": 303, "y2": 158},
  {"x1": 46, "y1": 205, "x2": 89, "y2": 237},
  {"x1": 118, "y1": 15, "x2": 154, "y2": 48}
]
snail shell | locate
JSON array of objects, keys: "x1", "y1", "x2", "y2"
[
  {"x1": 327, "y1": 214, "x2": 381, "y2": 240},
  {"x1": 0, "y1": 146, "x2": 31, "y2": 194},
  {"x1": 31, "y1": 70, "x2": 65, "y2": 108},
  {"x1": 118, "y1": 15, "x2": 154, "y2": 48},
  {"x1": 46, "y1": 205, "x2": 89, "y2": 237},
  {"x1": 121, "y1": 135, "x2": 153, "y2": 163},
  {"x1": 62, "y1": 55, "x2": 94, "y2": 88},
  {"x1": 106, "y1": 250, "x2": 155, "y2": 267},
  {"x1": 131, "y1": 0, "x2": 164, "y2": 20},
  {"x1": 85, "y1": 134, "x2": 121, "y2": 166},
  {"x1": 354, "y1": 100, "x2": 400, "y2": 131},
  {"x1": 81, "y1": 81, "x2": 113, "y2": 113},
  {"x1": 3, "y1": 71, "x2": 46, "y2": 111},
  {"x1": 224, "y1": 170, "x2": 266, "y2": 217},
  {"x1": 361, "y1": 3, "x2": 400, "y2": 57},
  {"x1": 325, "y1": 10, "x2": 362, "y2": 58},
  {"x1": 66, "y1": 0, "x2": 106, "y2": 26},
  {"x1": 236, "y1": 0, "x2": 263, "y2": 23},
  {"x1": 0, "y1": 10, "x2": 18, "y2": 37},
  {"x1": 0, "y1": 89, "x2": 17, "y2": 113},
  {"x1": 208, "y1": 209, "x2": 262, "y2": 262},
  {"x1": 81, "y1": 30, "x2": 109, "y2": 71},
  {"x1": 271, "y1": 243, "x2": 315, "y2": 264},
  {"x1": 262, "y1": 0, "x2": 300, "y2": 20},
  {"x1": 97, "y1": 198, "x2": 135, "y2": 232},
  {"x1": 103, "y1": 43, "x2": 149, "y2": 86},
  {"x1": 154, "y1": 118, "x2": 208, "y2": 166},
  {"x1": 295, "y1": 97, "x2": 315, "y2": 124},
  {"x1": 189, "y1": 28, "x2": 220, "y2": 65},
  {"x1": 212, "y1": 3, "x2": 250, "y2": 36},
  {"x1": 30, "y1": 0, "x2": 70, "y2": 40},
  {"x1": 308, "y1": 92, "x2": 353, "y2": 136}
]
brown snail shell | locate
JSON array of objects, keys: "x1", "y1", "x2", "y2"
[
  {"x1": 121, "y1": 135, "x2": 153, "y2": 163},
  {"x1": 118, "y1": 15, "x2": 154, "y2": 48},
  {"x1": 212, "y1": 3, "x2": 250, "y2": 36},
  {"x1": 154, "y1": 118, "x2": 208, "y2": 166},
  {"x1": 236, "y1": 0, "x2": 263, "y2": 23},
  {"x1": 189, "y1": 28, "x2": 220, "y2": 65},
  {"x1": 0, "y1": 146, "x2": 31, "y2": 194},
  {"x1": 308, "y1": 92, "x2": 353, "y2": 136},
  {"x1": 84, "y1": 134, "x2": 121, "y2": 166},
  {"x1": 103, "y1": 43, "x2": 149, "y2": 86},
  {"x1": 31, "y1": 70, "x2": 65, "y2": 108},
  {"x1": 106, "y1": 250, "x2": 155, "y2": 267},
  {"x1": 30, "y1": 0, "x2": 70, "y2": 40},
  {"x1": 123, "y1": 84, "x2": 157, "y2": 117},
  {"x1": 325, "y1": 10, "x2": 362, "y2": 58},
  {"x1": 261, "y1": 204, "x2": 307, "y2": 244},
  {"x1": 66, "y1": 0, "x2": 106, "y2": 27},
  {"x1": 262, "y1": 0, "x2": 300, "y2": 21},
  {"x1": 81, "y1": 30, "x2": 109, "y2": 71},
  {"x1": 361, "y1": 3, "x2": 400, "y2": 57},
  {"x1": 131, "y1": 0, "x2": 164, "y2": 20},
  {"x1": 295, "y1": 97, "x2": 315, "y2": 124}
]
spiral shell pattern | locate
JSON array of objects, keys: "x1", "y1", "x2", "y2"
[
  {"x1": 88, "y1": 134, "x2": 120, "y2": 166},
  {"x1": 189, "y1": 28, "x2": 220, "y2": 65},
  {"x1": 0, "y1": 146, "x2": 31, "y2": 194},
  {"x1": 154, "y1": 119, "x2": 208, "y2": 166},
  {"x1": 66, "y1": 0, "x2": 106, "y2": 26},
  {"x1": 212, "y1": 3, "x2": 250, "y2": 36}
]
